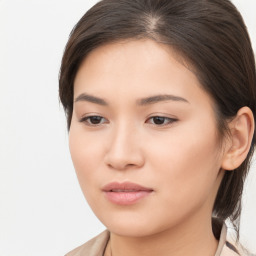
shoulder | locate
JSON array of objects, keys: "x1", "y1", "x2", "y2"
[
  {"x1": 65, "y1": 230, "x2": 110, "y2": 256},
  {"x1": 218, "y1": 224, "x2": 255, "y2": 256},
  {"x1": 220, "y1": 240, "x2": 255, "y2": 256}
]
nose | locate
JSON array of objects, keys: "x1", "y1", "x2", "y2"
[{"x1": 104, "y1": 123, "x2": 145, "y2": 171}]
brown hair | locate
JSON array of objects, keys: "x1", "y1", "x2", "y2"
[{"x1": 59, "y1": 0, "x2": 256, "y2": 239}]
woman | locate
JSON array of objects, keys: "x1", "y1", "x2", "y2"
[{"x1": 59, "y1": 0, "x2": 256, "y2": 255}]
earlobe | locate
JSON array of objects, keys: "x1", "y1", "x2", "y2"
[{"x1": 221, "y1": 107, "x2": 255, "y2": 171}]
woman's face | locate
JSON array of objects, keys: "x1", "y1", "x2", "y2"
[{"x1": 69, "y1": 39, "x2": 225, "y2": 237}]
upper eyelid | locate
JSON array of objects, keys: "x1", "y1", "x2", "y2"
[
  {"x1": 146, "y1": 116, "x2": 178, "y2": 124},
  {"x1": 146, "y1": 114, "x2": 178, "y2": 121},
  {"x1": 79, "y1": 115, "x2": 178, "y2": 128},
  {"x1": 79, "y1": 114, "x2": 178, "y2": 120},
  {"x1": 79, "y1": 116, "x2": 108, "y2": 127},
  {"x1": 80, "y1": 115, "x2": 106, "y2": 121},
  {"x1": 79, "y1": 114, "x2": 177, "y2": 119},
  {"x1": 147, "y1": 115, "x2": 177, "y2": 119},
  {"x1": 79, "y1": 113, "x2": 105, "y2": 119}
]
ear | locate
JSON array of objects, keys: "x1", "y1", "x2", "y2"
[{"x1": 221, "y1": 107, "x2": 255, "y2": 171}]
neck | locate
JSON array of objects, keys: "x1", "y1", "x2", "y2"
[{"x1": 106, "y1": 213, "x2": 218, "y2": 256}]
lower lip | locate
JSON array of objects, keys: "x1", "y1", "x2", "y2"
[{"x1": 104, "y1": 191, "x2": 152, "y2": 205}]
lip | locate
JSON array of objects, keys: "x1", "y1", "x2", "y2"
[{"x1": 102, "y1": 182, "x2": 153, "y2": 205}]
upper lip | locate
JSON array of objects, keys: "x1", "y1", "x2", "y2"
[{"x1": 102, "y1": 182, "x2": 153, "y2": 192}]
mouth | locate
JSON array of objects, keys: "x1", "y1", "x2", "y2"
[{"x1": 102, "y1": 182, "x2": 153, "y2": 205}]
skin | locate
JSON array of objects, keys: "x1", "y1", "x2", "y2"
[{"x1": 69, "y1": 39, "x2": 254, "y2": 256}]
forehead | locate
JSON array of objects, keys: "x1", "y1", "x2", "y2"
[{"x1": 74, "y1": 39, "x2": 214, "y2": 110}]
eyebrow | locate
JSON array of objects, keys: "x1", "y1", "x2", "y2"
[
  {"x1": 74, "y1": 93, "x2": 189, "y2": 106},
  {"x1": 137, "y1": 94, "x2": 189, "y2": 105},
  {"x1": 75, "y1": 93, "x2": 108, "y2": 105}
]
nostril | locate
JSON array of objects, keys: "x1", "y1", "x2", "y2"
[
  {"x1": 105, "y1": 157, "x2": 144, "y2": 171},
  {"x1": 103, "y1": 133, "x2": 145, "y2": 170}
]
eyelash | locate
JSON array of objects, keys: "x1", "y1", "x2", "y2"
[
  {"x1": 79, "y1": 115, "x2": 178, "y2": 127},
  {"x1": 79, "y1": 115, "x2": 108, "y2": 126},
  {"x1": 146, "y1": 116, "x2": 178, "y2": 126}
]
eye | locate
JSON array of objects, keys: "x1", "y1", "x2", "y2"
[
  {"x1": 146, "y1": 116, "x2": 178, "y2": 126},
  {"x1": 79, "y1": 115, "x2": 107, "y2": 126}
]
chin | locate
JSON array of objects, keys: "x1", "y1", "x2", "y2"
[
  {"x1": 97, "y1": 212, "x2": 175, "y2": 238},
  {"x1": 107, "y1": 223, "x2": 159, "y2": 238}
]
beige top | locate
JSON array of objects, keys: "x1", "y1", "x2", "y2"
[{"x1": 65, "y1": 225, "x2": 247, "y2": 256}]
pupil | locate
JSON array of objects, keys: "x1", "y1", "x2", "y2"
[
  {"x1": 153, "y1": 117, "x2": 165, "y2": 124},
  {"x1": 90, "y1": 116, "x2": 101, "y2": 124}
]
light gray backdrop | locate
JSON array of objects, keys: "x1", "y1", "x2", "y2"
[{"x1": 0, "y1": 0, "x2": 255, "y2": 255}]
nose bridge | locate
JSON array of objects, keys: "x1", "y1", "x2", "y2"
[{"x1": 104, "y1": 119, "x2": 144, "y2": 170}]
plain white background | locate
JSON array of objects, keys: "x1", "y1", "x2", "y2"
[{"x1": 0, "y1": 0, "x2": 255, "y2": 255}]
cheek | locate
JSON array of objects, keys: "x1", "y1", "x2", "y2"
[
  {"x1": 146, "y1": 118, "x2": 221, "y2": 207},
  {"x1": 68, "y1": 125, "x2": 104, "y2": 194}
]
